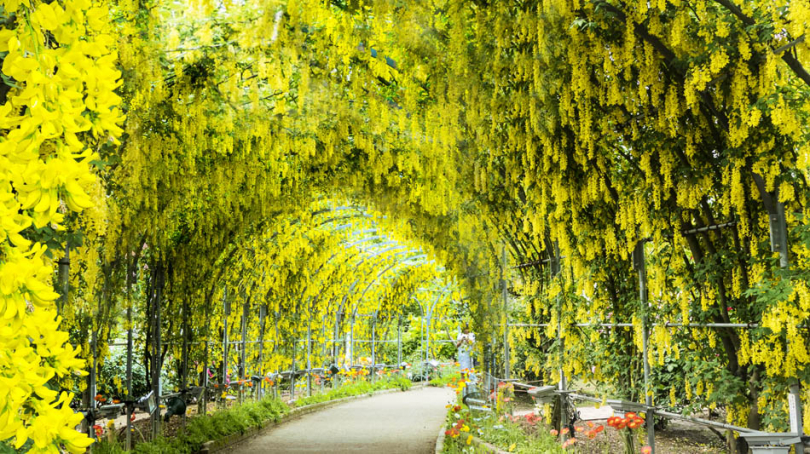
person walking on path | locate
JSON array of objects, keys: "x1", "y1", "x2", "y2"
[{"x1": 455, "y1": 324, "x2": 475, "y2": 375}]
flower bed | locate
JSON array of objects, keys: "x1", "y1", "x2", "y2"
[{"x1": 441, "y1": 381, "x2": 654, "y2": 453}]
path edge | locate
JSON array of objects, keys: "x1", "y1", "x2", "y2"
[
  {"x1": 197, "y1": 385, "x2": 424, "y2": 453},
  {"x1": 435, "y1": 424, "x2": 446, "y2": 453}
]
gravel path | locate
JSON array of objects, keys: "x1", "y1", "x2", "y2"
[{"x1": 232, "y1": 386, "x2": 456, "y2": 453}]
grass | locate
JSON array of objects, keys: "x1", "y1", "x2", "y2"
[{"x1": 293, "y1": 374, "x2": 412, "y2": 407}]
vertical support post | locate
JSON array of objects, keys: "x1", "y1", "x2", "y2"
[
  {"x1": 222, "y1": 287, "x2": 230, "y2": 408},
  {"x1": 549, "y1": 241, "x2": 566, "y2": 435},
  {"x1": 634, "y1": 241, "x2": 655, "y2": 453},
  {"x1": 290, "y1": 337, "x2": 296, "y2": 400},
  {"x1": 57, "y1": 244, "x2": 69, "y2": 315},
  {"x1": 202, "y1": 337, "x2": 210, "y2": 415},
  {"x1": 768, "y1": 201, "x2": 805, "y2": 451},
  {"x1": 240, "y1": 299, "x2": 248, "y2": 405},
  {"x1": 151, "y1": 265, "x2": 164, "y2": 437},
  {"x1": 333, "y1": 312, "x2": 341, "y2": 364},
  {"x1": 501, "y1": 245, "x2": 510, "y2": 379},
  {"x1": 181, "y1": 298, "x2": 189, "y2": 428},
  {"x1": 321, "y1": 315, "x2": 327, "y2": 394},
  {"x1": 306, "y1": 318, "x2": 312, "y2": 397},
  {"x1": 257, "y1": 305, "x2": 266, "y2": 400},
  {"x1": 397, "y1": 315, "x2": 402, "y2": 367},
  {"x1": 90, "y1": 326, "x2": 97, "y2": 424},
  {"x1": 126, "y1": 297, "x2": 133, "y2": 450},
  {"x1": 201, "y1": 340, "x2": 209, "y2": 416},
  {"x1": 371, "y1": 313, "x2": 377, "y2": 384},
  {"x1": 426, "y1": 310, "x2": 431, "y2": 382},
  {"x1": 350, "y1": 314, "x2": 355, "y2": 366}
]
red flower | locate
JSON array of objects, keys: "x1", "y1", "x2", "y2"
[
  {"x1": 628, "y1": 419, "x2": 642, "y2": 429},
  {"x1": 642, "y1": 446, "x2": 652, "y2": 454},
  {"x1": 587, "y1": 430, "x2": 597, "y2": 439},
  {"x1": 93, "y1": 425, "x2": 103, "y2": 437},
  {"x1": 131, "y1": 413, "x2": 136, "y2": 422},
  {"x1": 453, "y1": 405, "x2": 461, "y2": 412},
  {"x1": 594, "y1": 425, "x2": 605, "y2": 433},
  {"x1": 94, "y1": 394, "x2": 105, "y2": 402},
  {"x1": 625, "y1": 412, "x2": 637, "y2": 419},
  {"x1": 561, "y1": 427, "x2": 570, "y2": 435}
]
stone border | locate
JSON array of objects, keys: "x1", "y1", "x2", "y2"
[
  {"x1": 197, "y1": 386, "x2": 420, "y2": 453},
  {"x1": 435, "y1": 424, "x2": 446, "y2": 453}
]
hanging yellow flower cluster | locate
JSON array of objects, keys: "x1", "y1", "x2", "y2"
[{"x1": 0, "y1": 0, "x2": 123, "y2": 451}]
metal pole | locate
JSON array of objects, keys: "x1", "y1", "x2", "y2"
[
  {"x1": 126, "y1": 297, "x2": 133, "y2": 450},
  {"x1": 222, "y1": 287, "x2": 230, "y2": 408},
  {"x1": 350, "y1": 315, "x2": 355, "y2": 366},
  {"x1": 152, "y1": 266, "x2": 164, "y2": 437},
  {"x1": 57, "y1": 244, "x2": 69, "y2": 314},
  {"x1": 502, "y1": 245, "x2": 510, "y2": 379},
  {"x1": 550, "y1": 241, "x2": 566, "y2": 436},
  {"x1": 240, "y1": 299, "x2": 248, "y2": 405},
  {"x1": 306, "y1": 318, "x2": 312, "y2": 397},
  {"x1": 90, "y1": 325, "x2": 97, "y2": 438},
  {"x1": 770, "y1": 201, "x2": 805, "y2": 451},
  {"x1": 333, "y1": 312, "x2": 341, "y2": 363},
  {"x1": 290, "y1": 336, "x2": 296, "y2": 400},
  {"x1": 321, "y1": 315, "x2": 327, "y2": 394},
  {"x1": 258, "y1": 305, "x2": 266, "y2": 400},
  {"x1": 371, "y1": 313, "x2": 376, "y2": 384},
  {"x1": 634, "y1": 241, "x2": 655, "y2": 453},
  {"x1": 181, "y1": 298, "x2": 189, "y2": 427},
  {"x1": 397, "y1": 315, "x2": 402, "y2": 367}
]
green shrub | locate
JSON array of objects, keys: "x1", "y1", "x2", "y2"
[
  {"x1": 94, "y1": 375, "x2": 409, "y2": 453},
  {"x1": 93, "y1": 396, "x2": 289, "y2": 454}
]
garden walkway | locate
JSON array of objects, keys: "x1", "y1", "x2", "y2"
[{"x1": 232, "y1": 386, "x2": 455, "y2": 453}]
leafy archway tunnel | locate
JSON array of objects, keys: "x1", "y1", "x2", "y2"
[{"x1": 2, "y1": 0, "x2": 810, "y2": 452}]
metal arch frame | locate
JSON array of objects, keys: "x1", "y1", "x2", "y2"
[
  {"x1": 270, "y1": 234, "x2": 425, "y2": 388},
  {"x1": 328, "y1": 249, "x2": 426, "y2": 365},
  {"x1": 411, "y1": 286, "x2": 454, "y2": 380},
  {"x1": 344, "y1": 252, "x2": 430, "y2": 371}
]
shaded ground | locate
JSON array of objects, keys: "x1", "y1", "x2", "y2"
[{"x1": 232, "y1": 386, "x2": 455, "y2": 453}]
